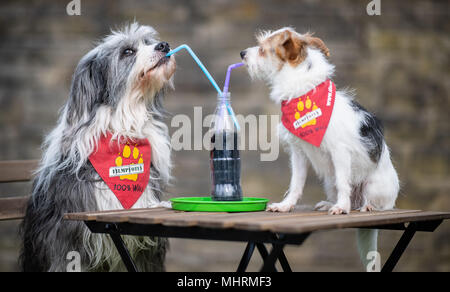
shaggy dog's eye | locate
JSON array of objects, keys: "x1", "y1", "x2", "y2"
[
  {"x1": 122, "y1": 48, "x2": 135, "y2": 57},
  {"x1": 259, "y1": 47, "x2": 265, "y2": 55}
]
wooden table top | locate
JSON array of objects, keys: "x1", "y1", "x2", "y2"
[{"x1": 64, "y1": 208, "x2": 450, "y2": 234}]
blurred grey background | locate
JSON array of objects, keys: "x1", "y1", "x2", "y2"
[{"x1": 0, "y1": 0, "x2": 449, "y2": 271}]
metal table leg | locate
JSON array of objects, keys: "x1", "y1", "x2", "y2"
[
  {"x1": 237, "y1": 242, "x2": 256, "y2": 272},
  {"x1": 381, "y1": 224, "x2": 416, "y2": 272},
  {"x1": 277, "y1": 248, "x2": 292, "y2": 272},
  {"x1": 381, "y1": 220, "x2": 443, "y2": 272},
  {"x1": 105, "y1": 223, "x2": 139, "y2": 272},
  {"x1": 260, "y1": 244, "x2": 286, "y2": 272},
  {"x1": 237, "y1": 234, "x2": 308, "y2": 272},
  {"x1": 256, "y1": 243, "x2": 278, "y2": 272}
]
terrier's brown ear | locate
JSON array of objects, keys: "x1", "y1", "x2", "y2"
[
  {"x1": 277, "y1": 30, "x2": 307, "y2": 65},
  {"x1": 305, "y1": 35, "x2": 330, "y2": 58}
]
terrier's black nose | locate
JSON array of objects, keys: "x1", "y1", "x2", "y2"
[
  {"x1": 240, "y1": 50, "x2": 247, "y2": 59},
  {"x1": 155, "y1": 42, "x2": 170, "y2": 53}
]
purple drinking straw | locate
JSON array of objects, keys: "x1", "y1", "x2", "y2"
[{"x1": 223, "y1": 62, "x2": 244, "y2": 93}]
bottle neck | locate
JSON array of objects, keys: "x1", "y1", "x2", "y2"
[
  {"x1": 217, "y1": 92, "x2": 231, "y2": 104},
  {"x1": 214, "y1": 91, "x2": 240, "y2": 133}
]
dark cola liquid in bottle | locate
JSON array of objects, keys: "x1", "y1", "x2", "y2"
[{"x1": 210, "y1": 93, "x2": 242, "y2": 201}]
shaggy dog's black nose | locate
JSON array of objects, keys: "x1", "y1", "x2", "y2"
[
  {"x1": 240, "y1": 50, "x2": 247, "y2": 59},
  {"x1": 155, "y1": 42, "x2": 170, "y2": 53}
]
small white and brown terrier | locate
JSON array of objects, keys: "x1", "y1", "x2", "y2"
[
  {"x1": 241, "y1": 28, "x2": 400, "y2": 262},
  {"x1": 241, "y1": 27, "x2": 399, "y2": 214}
]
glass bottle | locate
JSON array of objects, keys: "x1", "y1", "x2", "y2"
[{"x1": 209, "y1": 92, "x2": 242, "y2": 201}]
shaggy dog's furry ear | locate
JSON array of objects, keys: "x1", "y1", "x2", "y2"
[{"x1": 67, "y1": 49, "x2": 108, "y2": 122}]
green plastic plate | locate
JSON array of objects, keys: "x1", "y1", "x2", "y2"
[{"x1": 170, "y1": 197, "x2": 269, "y2": 212}]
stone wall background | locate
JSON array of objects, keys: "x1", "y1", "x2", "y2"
[{"x1": 0, "y1": 0, "x2": 448, "y2": 271}]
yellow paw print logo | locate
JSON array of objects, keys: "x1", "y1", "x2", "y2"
[
  {"x1": 294, "y1": 96, "x2": 319, "y2": 128},
  {"x1": 115, "y1": 144, "x2": 143, "y2": 182}
]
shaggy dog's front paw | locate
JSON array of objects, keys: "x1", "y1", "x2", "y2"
[
  {"x1": 267, "y1": 202, "x2": 295, "y2": 212},
  {"x1": 328, "y1": 204, "x2": 349, "y2": 215},
  {"x1": 152, "y1": 201, "x2": 172, "y2": 208}
]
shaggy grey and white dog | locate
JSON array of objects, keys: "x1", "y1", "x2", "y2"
[{"x1": 20, "y1": 23, "x2": 176, "y2": 272}]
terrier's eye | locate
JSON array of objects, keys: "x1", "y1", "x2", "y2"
[
  {"x1": 259, "y1": 47, "x2": 265, "y2": 55},
  {"x1": 122, "y1": 48, "x2": 135, "y2": 56}
]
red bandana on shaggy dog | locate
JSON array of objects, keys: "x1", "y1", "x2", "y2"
[
  {"x1": 89, "y1": 133, "x2": 151, "y2": 209},
  {"x1": 281, "y1": 80, "x2": 336, "y2": 147}
]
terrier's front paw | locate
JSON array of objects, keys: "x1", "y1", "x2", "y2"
[
  {"x1": 360, "y1": 204, "x2": 374, "y2": 212},
  {"x1": 328, "y1": 204, "x2": 349, "y2": 215},
  {"x1": 314, "y1": 201, "x2": 334, "y2": 211},
  {"x1": 267, "y1": 202, "x2": 295, "y2": 212}
]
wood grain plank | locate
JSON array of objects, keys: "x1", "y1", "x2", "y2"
[
  {"x1": 64, "y1": 207, "x2": 450, "y2": 237},
  {"x1": 159, "y1": 213, "x2": 235, "y2": 227},
  {"x1": 268, "y1": 211, "x2": 450, "y2": 234},
  {"x1": 0, "y1": 160, "x2": 39, "y2": 183},
  {"x1": 0, "y1": 212, "x2": 25, "y2": 221},
  {"x1": 95, "y1": 208, "x2": 180, "y2": 223},
  {"x1": 191, "y1": 210, "x2": 328, "y2": 229},
  {"x1": 0, "y1": 196, "x2": 29, "y2": 221},
  {"x1": 128, "y1": 210, "x2": 322, "y2": 228},
  {"x1": 129, "y1": 211, "x2": 224, "y2": 225},
  {"x1": 158, "y1": 211, "x2": 280, "y2": 227},
  {"x1": 234, "y1": 209, "x2": 422, "y2": 231},
  {"x1": 170, "y1": 209, "x2": 401, "y2": 229},
  {"x1": 63, "y1": 207, "x2": 169, "y2": 221}
]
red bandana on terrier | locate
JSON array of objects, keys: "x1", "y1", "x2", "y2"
[
  {"x1": 281, "y1": 79, "x2": 336, "y2": 147},
  {"x1": 89, "y1": 133, "x2": 151, "y2": 209}
]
